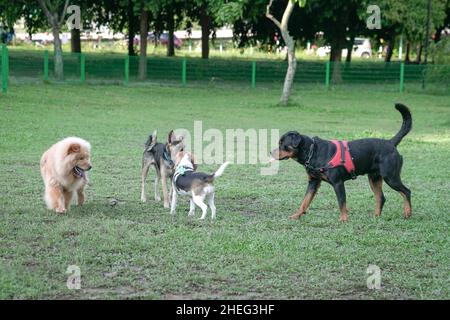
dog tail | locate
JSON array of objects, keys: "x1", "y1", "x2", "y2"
[
  {"x1": 390, "y1": 103, "x2": 412, "y2": 146},
  {"x1": 205, "y1": 162, "x2": 230, "y2": 183},
  {"x1": 214, "y1": 161, "x2": 230, "y2": 178},
  {"x1": 144, "y1": 130, "x2": 157, "y2": 151},
  {"x1": 205, "y1": 161, "x2": 230, "y2": 183}
]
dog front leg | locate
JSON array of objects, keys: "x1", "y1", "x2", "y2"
[
  {"x1": 170, "y1": 187, "x2": 177, "y2": 215},
  {"x1": 64, "y1": 191, "x2": 74, "y2": 210},
  {"x1": 46, "y1": 184, "x2": 66, "y2": 214},
  {"x1": 140, "y1": 162, "x2": 151, "y2": 203},
  {"x1": 154, "y1": 170, "x2": 161, "y2": 202},
  {"x1": 161, "y1": 169, "x2": 170, "y2": 208},
  {"x1": 289, "y1": 178, "x2": 321, "y2": 220},
  {"x1": 332, "y1": 181, "x2": 348, "y2": 222},
  {"x1": 168, "y1": 177, "x2": 173, "y2": 203}
]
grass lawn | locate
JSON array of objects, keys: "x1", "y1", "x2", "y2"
[{"x1": 0, "y1": 83, "x2": 449, "y2": 299}]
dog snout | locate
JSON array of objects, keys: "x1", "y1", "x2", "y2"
[
  {"x1": 270, "y1": 148, "x2": 279, "y2": 158},
  {"x1": 86, "y1": 164, "x2": 92, "y2": 171}
]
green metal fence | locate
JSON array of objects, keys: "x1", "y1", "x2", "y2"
[
  {"x1": 2, "y1": 48, "x2": 450, "y2": 94},
  {"x1": 1, "y1": 45, "x2": 9, "y2": 93}
]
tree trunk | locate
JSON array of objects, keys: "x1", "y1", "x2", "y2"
[
  {"x1": 128, "y1": 0, "x2": 136, "y2": 56},
  {"x1": 52, "y1": 25, "x2": 64, "y2": 80},
  {"x1": 266, "y1": 0, "x2": 296, "y2": 105},
  {"x1": 280, "y1": 42, "x2": 296, "y2": 105},
  {"x1": 330, "y1": 37, "x2": 345, "y2": 83},
  {"x1": 71, "y1": 28, "x2": 81, "y2": 53},
  {"x1": 345, "y1": 35, "x2": 354, "y2": 63},
  {"x1": 415, "y1": 44, "x2": 423, "y2": 63},
  {"x1": 200, "y1": 8, "x2": 211, "y2": 59},
  {"x1": 385, "y1": 36, "x2": 395, "y2": 62},
  {"x1": 405, "y1": 42, "x2": 411, "y2": 63},
  {"x1": 167, "y1": 13, "x2": 175, "y2": 57},
  {"x1": 138, "y1": 7, "x2": 148, "y2": 80}
]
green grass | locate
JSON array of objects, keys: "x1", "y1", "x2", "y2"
[{"x1": 0, "y1": 83, "x2": 449, "y2": 299}]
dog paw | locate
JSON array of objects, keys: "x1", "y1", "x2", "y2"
[
  {"x1": 288, "y1": 213, "x2": 302, "y2": 220},
  {"x1": 55, "y1": 207, "x2": 66, "y2": 214},
  {"x1": 154, "y1": 197, "x2": 161, "y2": 202},
  {"x1": 164, "y1": 203, "x2": 170, "y2": 209},
  {"x1": 339, "y1": 215, "x2": 348, "y2": 222},
  {"x1": 141, "y1": 197, "x2": 147, "y2": 203}
]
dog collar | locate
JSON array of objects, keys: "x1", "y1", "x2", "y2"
[
  {"x1": 73, "y1": 166, "x2": 85, "y2": 178},
  {"x1": 163, "y1": 146, "x2": 174, "y2": 167},
  {"x1": 175, "y1": 165, "x2": 193, "y2": 176}
]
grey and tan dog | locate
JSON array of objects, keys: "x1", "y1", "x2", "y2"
[{"x1": 140, "y1": 130, "x2": 185, "y2": 208}]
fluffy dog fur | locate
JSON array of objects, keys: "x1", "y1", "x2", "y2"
[{"x1": 40, "y1": 137, "x2": 92, "y2": 214}]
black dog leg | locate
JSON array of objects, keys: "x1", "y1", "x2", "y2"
[
  {"x1": 368, "y1": 174, "x2": 386, "y2": 217},
  {"x1": 332, "y1": 181, "x2": 348, "y2": 222},
  {"x1": 290, "y1": 178, "x2": 321, "y2": 220},
  {"x1": 384, "y1": 176, "x2": 411, "y2": 218}
]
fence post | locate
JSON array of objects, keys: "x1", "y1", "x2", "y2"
[
  {"x1": 251, "y1": 61, "x2": 256, "y2": 89},
  {"x1": 2, "y1": 44, "x2": 8, "y2": 94},
  {"x1": 182, "y1": 58, "x2": 187, "y2": 86},
  {"x1": 399, "y1": 62, "x2": 405, "y2": 93},
  {"x1": 325, "y1": 61, "x2": 330, "y2": 90},
  {"x1": 124, "y1": 55, "x2": 129, "y2": 85},
  {"x1": 44, "y1": 50, "x2": 49, "y2": 81},
  {"x1": 80, "y1": 53, "x2": 85, "y2": 83}
]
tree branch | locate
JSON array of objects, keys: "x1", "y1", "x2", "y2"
[
  {"x1": 59, "y1": 0, "x2": 70, "y2": 27},
  {"x1": 266, "y1": 0, "x2": 282, "y2": 30},
  {"x1": 280, "y1": 0, "x2": 295, "y2": 30},
  {"x1": 37, "y1": 0, "x2": 54, "y2": 24}
]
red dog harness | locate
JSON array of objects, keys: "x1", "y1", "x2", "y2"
[
  {"x1": 328, "y1": 140, "x2": 356, "y2": 177},
  {"x1": 305, "y1": 138, "x2": 356, "y2": 179}
]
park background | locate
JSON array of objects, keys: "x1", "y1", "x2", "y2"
[{"x1": 0, "y1": 0, "x2": 449, "y2": 299}]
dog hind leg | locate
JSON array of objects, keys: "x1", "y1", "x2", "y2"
[
  {"x1": 188, "y1": 199, "x2": 196, "y2": 217},
  {"x1": 368, "y1": 174, "x2": 386, "y2": 217},
  {"x1": 140, "y1": 161, "x2": 151, "y2": 203},
  {"x1": 207, "y1": 193, "x2": 216, "y2": 220},
  {"x1": 193, "y1": 194, "x2": 208, "y2": 220},
  {"x1": 380, "y1": 154, "x2": 411, "y2": 218},
  {"x1": 384, "y1": 176, "x2": 411, "y2": 218}
]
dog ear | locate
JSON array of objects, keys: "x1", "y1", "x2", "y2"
[
  {"x1": 68, "y1": 143, "x2": 80, "y2": 154},
  {"x1": 290, "y1": 134, "x2": 302, "y2": 149},
  {"x1": 168, "y1": 130, "x2": 174, "y2": 144}
]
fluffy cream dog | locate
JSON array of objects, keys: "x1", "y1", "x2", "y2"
[{"x1": 40, "y1": 137, "x2": 92, "y2": 213}]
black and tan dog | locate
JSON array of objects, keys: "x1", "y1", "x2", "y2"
[
  {"x1": 270, "y1": 103, "x2": 412, "y2": 222},
  {"x1": 140, "y1": 130, "x2": 184, "y2": 208}
]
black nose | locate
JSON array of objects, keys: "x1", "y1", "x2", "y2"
[{"x1": 87, "y1": 165, "x2": 92, "y2": 171}]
